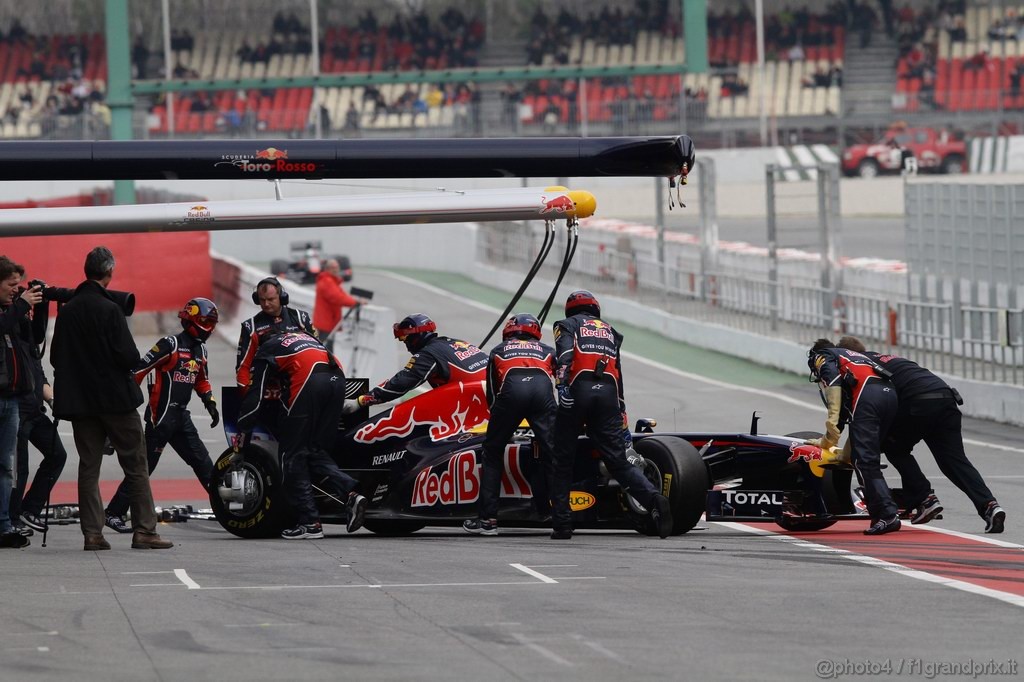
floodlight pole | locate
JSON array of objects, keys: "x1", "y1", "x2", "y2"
[{"x1": 105, "y1": 0, "x2": 136, "y2": 205}]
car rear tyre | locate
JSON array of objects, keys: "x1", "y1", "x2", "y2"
[
  {"x1": 630, "y1": 436, "x2": 709, "y2": 536},
  {"x1": 857, "y1": 159, "x2": 880, "y2": 179},
  {"x1": 363, "y1": 520, "x2": 427, "y2": 536},
  {"x1": 942, "y1": 155, "x2": 965, "y2": 174},
  {"x1": 210, "y1": 445, "x2": 294, "y2": 539}
]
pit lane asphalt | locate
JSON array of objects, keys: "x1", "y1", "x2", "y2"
[{"x1": 2, "y1": 268, "x2": 1021, "y2": 682}]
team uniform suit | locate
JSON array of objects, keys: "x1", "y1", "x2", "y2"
[
  {"x1": 477, "y1": 338, "x2": 557, "y2": 521},
  {"x1": 361, "y1": 336, "x2": 487, "y2": 407},
  {"x1": 867, "y1": 352, "x2": 1000, "y2": 521},
  {"x1": 550, "y1": 314, "x2": 658, "y2": 533},
  {"x1": 105, "y1": 332, "x2": 215, "y2": 519},
  {"x1": 235, "y1": 308, "x2": 317, "y2": 391},
  {"x1": 813, "y1": 348, "x2": 899, "y2": 521},
  {"x1": 237, "y1": 332, "x2": 356, "y2": 526}
]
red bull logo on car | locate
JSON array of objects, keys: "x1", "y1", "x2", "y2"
[
  {"x1": 184, "y1": 205, "x2": 214, "y2": 223},
  {"x1": 255, "y1": 147, "x2": 288, "y2": 160},
  {"x1": 411, "y1": 446, "x2": 533, "y2": 507},
  {"x1": 353, "y1": 381, "x2": 489, "y2": 444},
  {"x1": 539, "y1": 194, "x2": 575, "y2": 214},
  {"x1": 787, "y1": 442, "x2": 823, "y2": 464}
]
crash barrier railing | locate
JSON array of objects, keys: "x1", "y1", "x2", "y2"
[{"x1": 478, "y1": 223, "x2": 1024, "y2": 382}]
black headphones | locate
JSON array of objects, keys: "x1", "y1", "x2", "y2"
[{"x1": 252, "y1": 277, "x2": 289, "y2": 306}]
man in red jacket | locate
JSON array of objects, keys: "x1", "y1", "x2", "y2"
[{"x1": 313, "y1": 259, "x2": 360, "y2": 349}]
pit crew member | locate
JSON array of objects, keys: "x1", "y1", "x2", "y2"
[
  {"x1": 237, "y1": 330, "x2": 366, "y2": 539},
  {"x1": 464, "y1": 313, "x2": 557, "y2": 536},
  {"x1": 103, "y1": 298, "x2": 220, "y2": 533},
  {"x1": 838, "y1": 335, "x2": 1005, "y2": 533},
  {"x1": 344, "y1": 313, "x2": 487, "y2": 411},
  {"x1": 235, "y1": 277, "x2": 317, "y2": 393},
  {"x1": 550, "y1": 291, "x2": 672, "y2": 540},
  {"x1": 807, "y1": 338, "x2": 901, "y2": 535}
]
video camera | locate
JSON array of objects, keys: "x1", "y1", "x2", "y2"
[{"x1": 28, "y1": 279, "x2": 136, "y2": 317}]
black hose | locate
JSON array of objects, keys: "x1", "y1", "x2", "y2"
[
  {"x1": 479, "y1": 221, "x2": 555, "y2": 348},
  {"x1": 538, "y1": 223, "x2": 579, "y2": 326}
]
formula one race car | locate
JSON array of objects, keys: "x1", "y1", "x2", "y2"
[
  {"x1": 269, "y1": 241, "x2": 352, "y2": 285},
  {"x1": 210, "y1": 380, "x2": 864, "y2": 538}
]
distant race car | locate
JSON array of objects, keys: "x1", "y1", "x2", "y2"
[
  {"x1": 211, "y1": 379, "x2": 886, "y2": 539},
  {"x1": 269, "y1": 240, "x2": 352, "y2": 285}
]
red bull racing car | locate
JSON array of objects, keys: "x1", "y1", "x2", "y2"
[{"x1": 211, "y1": 380, "x2": 864, "y2": 538}]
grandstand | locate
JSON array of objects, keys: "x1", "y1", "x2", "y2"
[{"x1": 0, "y1": 0, "x2": 1022, "y2": 146}]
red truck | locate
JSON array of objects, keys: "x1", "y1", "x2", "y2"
[{"x1": 842, "y1": 127, "x2": 967, "y2": 178}]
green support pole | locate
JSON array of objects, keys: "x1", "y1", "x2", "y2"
[
  {"x1": 105, "y1": 0, "x2": 135, "y2": 204},
  {"x1": 683, "y1": 0, "x2": 708, "y2": 73}
]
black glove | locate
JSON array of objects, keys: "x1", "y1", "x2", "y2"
[{"x1": 205, "y1": 398, "x2": 220, "y2": 428}]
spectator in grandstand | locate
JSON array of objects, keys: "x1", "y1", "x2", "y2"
[
  {"x1": 803, "y1": 67, "x2": 833, "y2": 88},
  {"x1": 787, "y1": 43, "x2": 805, "y2": 62},
  {"x1": 236, "y1": 40, "x2": 254, "y2": 63},
  {"x1": 721, "y1": 74, "x2": 749, "y2": 97},
  {"x1": 500, "y1": 83, "x2": 521, "y2": 128},
  {"x1": 343, "y1": 102, "x2": 360, "y2": 135},
  {"x1": 1011, "y1": 61, "x2": 1024, "y2": 98},
  {"x1": 963, "y1": 47, "x2": 993, "y2": 72},
  {"x1": 948, "y1": 16, "x2": 967, "y2": 42},
  {"x1": 3, "y1": 105, "x2": 20, "y2": 126},
  {"x1": 853, "y1": 1, "x2": 878, "y2": 48},
  {"x1": 132, "y1": 37, "x2": 150, "y2": 79}
]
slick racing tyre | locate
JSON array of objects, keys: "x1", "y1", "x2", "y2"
[
  {"x1": 210, "y1": 445, "x2": 295, "y2": 539},
  {"x1": 362, "y1": 520, "x2": 426, "y2": 536},
  {"x1": 628, "y1": 436, "x2": 709, "y2": 536}
]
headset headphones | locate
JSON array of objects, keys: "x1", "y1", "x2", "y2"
[{"x1": 252, "y1": 277, "x2": 289, "y2": 306}]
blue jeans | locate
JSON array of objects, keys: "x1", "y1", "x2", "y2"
[{"x1": 0, "y1": 396, "x2": 20, "y2": 534}]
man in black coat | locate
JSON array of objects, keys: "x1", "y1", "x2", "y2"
[{"x1": 50, "y1": 247, "x2": 172, "y2": 551}]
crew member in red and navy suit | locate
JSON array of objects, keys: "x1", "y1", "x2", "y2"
[
  {"x1": 103, "y1": 298, "x2": 221, "y2": 534},
  {"x1": 237, "y1": 330, "x2": 366, "y2": 540},
  {"x1": 344, "y1": 313, "x2": 487, "y2": 411},
  {"x1": 235, "y1": 277, "x2": 317, "y2": 393},
  {"x1": 807, "y1": 338, "x2": 901, "y2": 535},
  {"x1": 549, "y1": 291, "x2": 672, "y2": 540},
  {"x1": 463, "y1": 313, "x2": 557, "y2": 536}
]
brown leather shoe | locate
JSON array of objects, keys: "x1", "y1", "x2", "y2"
[
  {"x1": 131, "y1": 532, "x2": 173, "y2": 550},
  {"x1": 84, "y1": 534, "x2": 111, "y2": 551}
]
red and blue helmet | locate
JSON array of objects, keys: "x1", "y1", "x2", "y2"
[
  {"x1": 565, "y1": 289, "x2": 600, "y2": 317},
  {"x1": 179, "y1": 297, "x2": 219, "y2": 341},
  {"x1": 394, "y1": 313, "x2": 437, "y2": 352},
  {"x1": 502, "y1": 313, "x2": 542, "y2": 341}
]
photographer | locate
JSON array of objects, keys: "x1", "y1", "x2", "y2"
[
  {"x1": 1, "y1": 255, "x2": 41, "y2": 549},
  {"x1": 50, "y1": 247, "x2": 172, "y2": 551}
]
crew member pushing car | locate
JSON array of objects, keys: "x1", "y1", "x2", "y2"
[
  {"x1": 807, "y1": 338, "x2": 901, "y2": 535},
  {"x1": 837, "y1": 335, "x2": 1005, "y2": 533},
  {"x1": 104, "y1": 298, "x2": 220, "y2": 534},
  {"x1": 344, "y1": 313, "x2": 487, "y2": 412},
  {"x1": 464, "y1": 313, "x2": 557, "y2": 536},
  {"x1": 549, "y1": 291, "x2": 672, "y2": 540},
  {"x1": 237, "y1": 330, "x2": 366, "y2": 540},
  {"x1": 235, "y1": 277, "x2": 317, "y2": 393}
]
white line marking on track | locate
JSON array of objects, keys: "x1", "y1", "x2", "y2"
[
  {"x1": 122, "y1": 571, "x2": 174, "y2": 575},
  {"x1": 377, "y1": 272, "x2": 1024, "y2": 455},
  {"x1": 130, "y1": 583, "x2": 181, "y2": 587},
  {"x1": 38, "y1": 647, "x2": 50, "y2": 652},
  {"x1": 715, "y1": 521, "x2": 1024, "y2": 609},
  {"x1": 552, "y1": 577, "x2": 606, "y2": 581},
  {"x1": 529, "y1": 565, "x2": 578, "y2": 568},
  {"x1": 511, "y1": 633, "x2": 574, "y2": 667},
  {"x1": 174, "y1": 580, "x2": 555, "y2": 591},
  {"x1": 174, "y1": 569, "x2": 201, "y2": 590},
  {"x1": 510, "y1": 563, "x2": 558, "y2": 583},
  {"x1": 906, "y1": 524, "x2": 1024, "y2": 549},
  {"x1": 224, "y1": 623, "x2": 300, "y2": 628},
  {"x1": 571, "y1": 634, "x2": 628, "y2": 664},
  {"x1": 10, "y1": 631, "x2": 58, "y2": 637}
]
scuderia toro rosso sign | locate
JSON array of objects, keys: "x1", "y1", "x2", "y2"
[{"x1": 215, "y1": 147, "x2": 318, "y2": 174}]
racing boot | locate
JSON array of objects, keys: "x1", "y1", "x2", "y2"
[
  {"x1": 863, "y1": 515, "x2": 901, "y2": 536},
  {"x1": 910, "y1": 493, "x2": 943, "y2": 525},
  {"x1": 347, "y1": 493, "x2": 367, "y2": 533},
  {"x1": 649, "y1": 493, "x2": 673, "y2": 539},
  {"x1": 984, "y1": 501, "x2": 1006, "y2": 534}
]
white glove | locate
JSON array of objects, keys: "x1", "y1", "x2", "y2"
[{"x1": 342, "y1": 399, "x2": 361, "y2": 415}]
